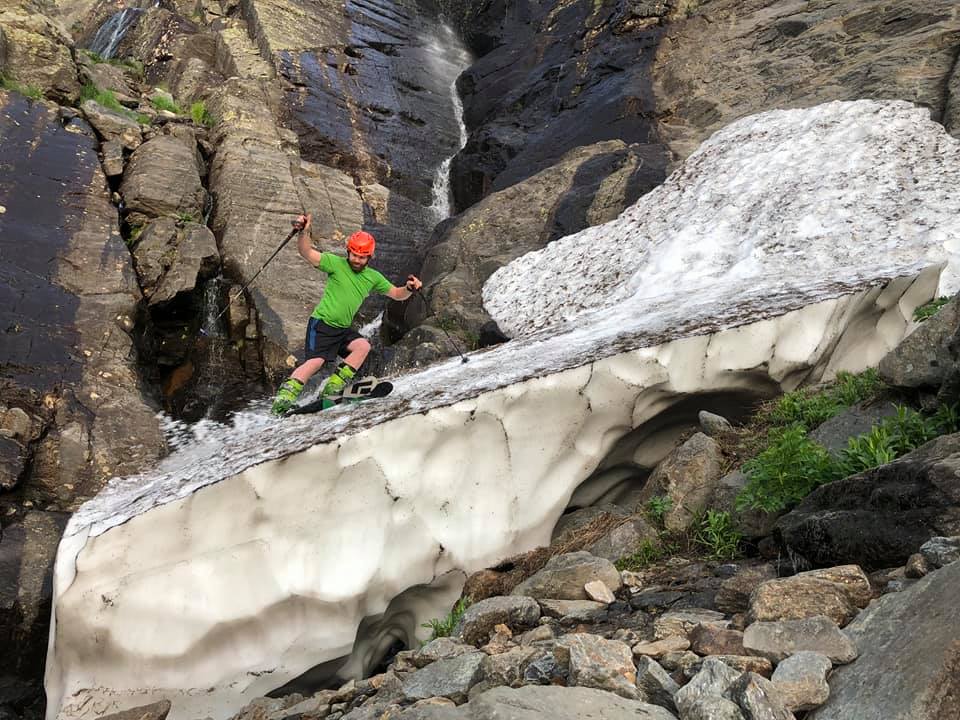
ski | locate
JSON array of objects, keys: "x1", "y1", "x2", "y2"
[{"x1": 289, "y1": 378, "x2": 393, "y2": 415}]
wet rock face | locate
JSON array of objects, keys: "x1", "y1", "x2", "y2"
[
  {"x1": 0, "y1": 1, "x2": 80, "y2": 103},
  {"x1": 0, "y1": 91, "x2": 161, "y2": 511},
  {"x1": 652, "y1": 0, "x2": 960, "y2": 160},
  {"x1": 450, "y1": 0, "x2": 670, "y2": 210}
]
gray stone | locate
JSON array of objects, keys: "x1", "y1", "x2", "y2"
[
  {"x1": 479, "y1": 646, "x2": 543, "y2": 687},
  {"x1": 807, "y1": 401, "x2": 901, "y2": 456},
  {"x1": 456, "y1": 596, "x2": 541, "y2": 646},
  {"x1": 748, "y1": 576, "x2": 858, "y2": 627},
  {"x1": 394, "y1": 685, "x2": 678, "y2": 719},
  {"x1": 879, "y1": 294, "x2": 960, "y2": 389},
  {"x1": 684, "y1": 697, "x2": 746, "y2": 720},
  {"x1": 401, "y1": 652, "x2": 484, "y2": 704},
  {"x1": 101, "y1": 139, "x2": 125, "y2": 178},
  {"x1": 689, "y1": 624, "x2": 745, "y2": 656},
  {"x1": 636, "y1": 432, "x2": 723, "y2": 532},
  {"x1": 522, "y1": 652, "x2": 566, "y2": 686},
  {"x1": 699, "y1": 410, "x2": 732, "y2": 437},
  {"x1": 743, "y1": 616, "x2": 857, "y2": 665},
  {"x1": 81, "y1": 100, "x2": 143, "y2": 151},
  {"x1": 121, "y1": 135, "x2": 207, "y2": 225},
  {"x1": 675, "y1": 657, "x2": 743, "y2": 717},
  {"x1": 653, "y1": 608, "x2": 726, "y2": 640},
  {"x1": 724, "y1": 672, "x2": 795, "y2": 720},
  {"x1": 554, "y1": 633, "x2": 639, "y2": 700},
  {"x1": 770, "y1": 652, "x2": 831, "y2": 712},
  {"x1": 511, "y1": 552, "x2": 622, "y2": 601},
  {"x1": 132, "y1": 218, "x2": 219, "y2": 304},
  {"x1": 551, "y1": 504, "x2": 628, "y2": 543},
  {"x1": 0, "y1": 436, "x2": 27, "y2": 490},
  {"x1": 919, "y1": 535, "x2": 960, "y2": 568},
  {"x1": 686, "y1": 656, "x2": 773, "y2": 681},
  {"x1": 634, "y1": 656, "x2": 680, "y2": 713},
  {"x1": 98, "y1": 701, "x2": 172, "y2": 720},
  {"x1": 587, "y1": 515, "x2": 659, "y2": 563},
  {"x1": 807, "y1": 561, "x2": 960, "y2": 720},
  {"x1": 0, "y1": 407, "x2": 32, "y2": 440},
  {"x1": 537, "y1": 599, "x2": 607, "y2": 621},
  {"x1": 414, "y1": 637, "x2": 479, "y2": 668},
  {"x1": 583, "y1": 580, "x2": 615, "y2": 604}
]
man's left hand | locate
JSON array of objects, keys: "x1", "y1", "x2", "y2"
[{"x1": 405, "y1": 275, "x2": 423, "y2": 292}]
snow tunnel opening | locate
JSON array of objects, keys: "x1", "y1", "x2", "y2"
[{"x1": 560, "y1": 386, "x2": 778, "y2": 521}]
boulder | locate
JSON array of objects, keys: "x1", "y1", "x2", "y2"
[
  {"x1": 132, "y1": 218, "x2": 219, "y2": 304},
  {"x1": 774, "y1": 433, "x2": 960, "y2": 569},
  {"x1": 400, "y1": 652, "x2": 484, "y2": 704},
  {"x1": 698, "y1": 410, "x2": 733, "y2": 437},
  {"x1": 636, "y1": 432, "x2": 723, "y2": 532},
  {"x1": 101, "y1": 139, "x2": 125, "y2": 177},
  {"x1": 121, "y1": 135, "x2": 207, "y2": 225},
  {"x1": 688, "y1": 624, "x2": 746, "y2": 656},
  {"x1": 919, "y1": 535, "x2": 960, "y2": 568},
  {"x1": 653, "y1": 608, "x2": 726, "y2": 640},
  {"x1": 724, "y1": 672, "x2": 795, "y2": 720},
  {"x1": 807, "y1": 401, "x2": 900, "y2": 457},
  {"x1": 687, "y1": 656, "x2": 773, "y2": 680},
  {"x1": 98, "y1": 701, "x2": 172, "y2": 720},
  {"x1": 742, "y1": 616, "x2": 857, "y2": 665},
  {"x1": 675, "y1": 657, "x2": 742, "y2": 717},
  {"x1": 632, "y1": 636, "x2": 690, "y2": 659},
  {"x1": 748, "y1": 576, "x2": 857, "y2": 626},
  {"x1": 413, "y1": 638, "x2": 478, "y2": 668},
  {"x1": 807, "y1": 561, "x2": 960, "y2": 720},
  {"x1": 587, "y1": 515, "x2": 659, "y2": 563},
  {"x1": 554, "y1": 634, "x2": 639, "y2": 700},
  {"x1": 511, "y1": 552, "x2": 621, "y2": 601},
  {"x1": 770, "y1": 652, "x2": 832, "y2": 712},
  {"x1": 879, "y1": 294, "x2": 960, "y2": 389},
  {"x1": 0, "y1": 436, "x2": 27, "y2": 490},
  {"x1": 455, "y1": 596, "x2": 541, "y2": 646},
  {"x1": 634, "y1": 656, "x2": 680, "y2": 712},
  {"x1": 537, "y1": 599, "x2": 607, "y2": 622},
  {"x1": 684, "y1": 697, "x2": 746, "y2": 720},
  {"x1": 81, "y1": 100, "x2": 143, "y2": 151},
  {"x1": 479, "y1": 646, "x2": 544, "y2": 687},
  {"x1": 715, "y1": 564, "x2": 777, "y2": 615}
]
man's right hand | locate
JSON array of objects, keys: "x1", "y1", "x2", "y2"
[{"x1": 293, "y1": 213, "x2": 312, "y2": 232}]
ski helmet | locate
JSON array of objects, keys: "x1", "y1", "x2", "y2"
[{"x1": 347, "y1": 230, "x2": 376, "y2": 257}]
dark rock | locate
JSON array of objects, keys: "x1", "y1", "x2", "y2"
[
  {"x1": 807, "y1": 401, "x2": 900, "y2": 457},
  {"x1": 634, "y1": 656, "x2": 679, "y2": 713},
  {"x1": 904, "y1": 552, "x2": 930, "y2": 579},
  {"x1": 879, "y1": 294, "x2": 960, "y2": 389},
  {"x1": 629, "y1": 590, "x2": 685, "y2": 612},
  {"x1": 774, "y1": 433, "x2": 960, "y2": 570},
  {"x1": 523, "y1": 652, "x2": 566, "y2": 686},
  {"x1": 132, "y1": 218, "x2": 219, "y2": 304},
  {"x1": 0, "y1": 436, "x2": 27, "y2": 490},
  {"x1": 688, "y1": 624, "x2": 745, "y2": 656},
  {"x1": 919, "y1": 535, "x2": 960, "y2": 568},
  {"x1": 715, "y1": 563, "x2": 777, "y2": 615}
]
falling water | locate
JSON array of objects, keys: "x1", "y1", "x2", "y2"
[
  {"x1": 87, "y1": 7, "x2": 142, "y2": 59},
  {"x1": 426, "y1": 24, "x2": 473, "y2": 221}
]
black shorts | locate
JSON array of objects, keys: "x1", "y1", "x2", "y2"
[{"x1": 305, "y1": 317, "x2": 362, "y2": 362}]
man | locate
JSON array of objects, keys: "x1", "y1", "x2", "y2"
[{"x1": 271, "y1": 213, "x2": 423, "y2": 415}]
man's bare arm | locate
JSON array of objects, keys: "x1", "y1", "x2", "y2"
[
  {"x1": 386, "y1": 274, "x2": 423, "y2": 301},
  {"x1": 295, "y1": 214, "x2": 322, "y2": 267}
]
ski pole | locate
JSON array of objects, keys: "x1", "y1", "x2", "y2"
[
  {"x1": 413, "y1": 288, "x2": 468, "y2": 364},
  {"x1": 200, "y1": 223, "x2": 300, "y2": 337}
]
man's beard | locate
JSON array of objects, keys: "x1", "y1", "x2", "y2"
[{"x1": 349, "y1": 259, "x2": 367, "y2": 272}]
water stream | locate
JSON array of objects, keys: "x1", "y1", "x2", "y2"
[{"x1": 87, "y1": 7, "x2": 142, "y2": 59}]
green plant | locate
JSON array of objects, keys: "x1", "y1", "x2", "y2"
[
  {"x1": 190, "y1": 100, "x2": 215, "y2": 127},
  {"x1": 175, "y1": 212, "x2": 196, "y2": 223},
  {"x1": 645, "y1": 496, "x2": 673, "y2": 525},
  {"x1": 615, "y1": 539, "x2": 666, "y2": 571},
  {"x1": 1, "y1": 74, "x2": 43, "y2": 100},
  {"x1": 80, "y1": 83, "x2": 127, "y2": 113},
  {"x1": 692, "y1": 510, "x2": 741, "y2": 560},
  {"x1": 150, "y1": 94, "x2": 182, "y2": 114},
  {"x1": 421, "y1": 595, "x2": 472, "y2": 642},
  {"x1": 767, "y1": 369, "x2": 883, "y2": 430},
  {"x1": 737, "y1": 424, "x2": 841, "y2": 513},
  {"x1": 914, "y1": 297, "x2": 951, "y2": 322}
]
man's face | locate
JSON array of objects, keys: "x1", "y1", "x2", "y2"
[{"x1": 347, "y1": 250, "x2": 371, "y2": 272}]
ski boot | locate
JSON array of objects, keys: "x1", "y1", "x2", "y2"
[
  {"x1": 271, "y1": 377, "x2": 304, "y2": 415},
  {"x1": 318, "y1": 362, "x2": 357, "y2": 410}
]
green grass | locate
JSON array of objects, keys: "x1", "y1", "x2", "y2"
[
  {"x1": 81, "y1": 83, "x2": 150, "y2": 125},
  {"x1": 692, "y1": 510, "x2": 741, "y2": 560},
  {"x1": 421, "y1": 596, "x2": 472, "y2": 642},
  {"x1": 150, "y1": 94, "x2": 182, "y2": 115},
  {"x1": 80, "y1": 50, "x2": 144, "y2": 78},
  {"x1": 767, "y1": 369, "x2": 884, "y2": 430},
  {"x1": 615, "y1": 539, "x2": 667, "y2": 572},
  {"x1": 914, "y1": 297, "x2": 951, "y2": 322},
  {"x1": 737, "y1": 403, "x2": 960, "y2": 513},
  {"x1": 190, "y1": 100, "x2": 215, "y2": 127},
  {"x1": 644, "y1": 496, "x2": 672, "y2": 526},
  {"x1": 1, "y1": 74, "x2": 43, "y2": 100}
]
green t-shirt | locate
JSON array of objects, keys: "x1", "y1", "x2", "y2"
[{"x1": 311, "y1": 253, "x2": 392, "y2": 328}]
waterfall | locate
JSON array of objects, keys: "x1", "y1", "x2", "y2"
[
  {"x1": 88, "y1": 7, "x2": 142, "y2": 59},
  {"x1": 199, "y1": 277, "x2": 225, "y2": 338},
  {"x1": 427, "y1": 24, "x2": 473, "y2": 221}
]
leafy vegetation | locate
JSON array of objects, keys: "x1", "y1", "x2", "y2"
[
  {"x1": 767, "y1": 369, "x2": 884, "y2": 430},
  {"x1": 190, "y1": 100, "x2": 215, "y2": 127},
  {"x1": 421, "y1": 596, "x2": 472, "y2": 642},
  {"x1": 1, "y1": 74, "x2": 43, "y2": 100},
  {"x1": 79, "y1": 50, "x2": 144, "y2": 78},
  {"x1": 914, "y1": 297, "x2": 951, "y2": 322},
  {"x1": 692, "y1": 510, "x2": 741, "y2": 560},
  {"x1": 737, "y1": 402, "x2": 960, "y2": 513},
  {"x1": 614, "y1": 539, "x2": 667, "y2": 572},
  {"x1": 150, "y1": 94, "x2": 182, "y2": 115},
  {"x1": 644, "y1": 496, "x2": 672, "y2": 526}
]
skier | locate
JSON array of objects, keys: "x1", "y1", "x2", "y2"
[{"x1": 271, "y1": 213, "x2": 423, "y2": 415}]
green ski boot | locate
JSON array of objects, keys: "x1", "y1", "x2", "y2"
[
  {"x1": 271, "y1": 377, "x2": 304, "y2": 415},
  {"x1": 319, "y1": 362, "x2": 356, "y2": 410}
]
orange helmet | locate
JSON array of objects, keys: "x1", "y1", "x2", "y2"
[{"x1": 347, "y1": 230, "x2": 376, "y2": 257}]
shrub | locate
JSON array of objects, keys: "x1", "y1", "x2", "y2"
[
  {"x1": 150, "y1": 94, "x2": 182, "y2": 114},
  {"x1": 421, "y1": 595, "x2": 471, "y2": 642},
  {"x1": 692, "y1": 510, "x2": 741, "y2": 560},
  {"x1": 769, "y1": 369, "x2": 883, "y2": 430},
  {"x1": 615, "y1": 539, "x2": 666, "y2": 571},
  {"x1": 914, "y1": 297, "x2": 951, "y2": 322},
  {"x1": 190, "y1": 100, "x2": 214, "y2": 127},
  {"x1": 645, "y1": 496, "x2": 672, "y2": 525}
]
